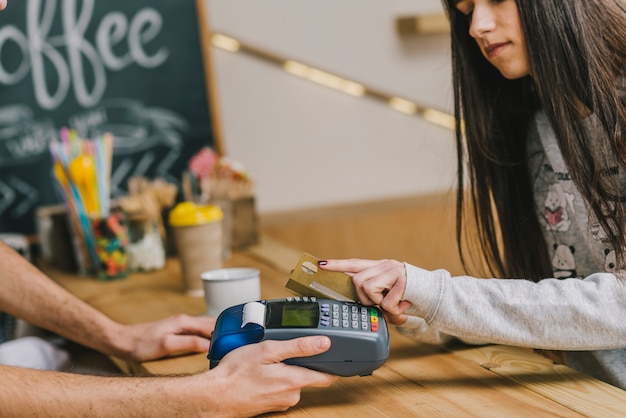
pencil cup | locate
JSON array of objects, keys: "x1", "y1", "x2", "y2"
[
  {"x1": 201, "y1": 268, "x2": 261, "y2": 317},
  {"x1": 169, "y1": 202, "x2": 223, "y2": 297},
  {"x1": 91, "y1": 211, "x2": 129, "y2": 280}
]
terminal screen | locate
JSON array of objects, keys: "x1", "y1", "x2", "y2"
[{"x1": 281, "y1": 303, "x2": 318, "y2": 327}]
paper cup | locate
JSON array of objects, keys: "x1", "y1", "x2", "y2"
[
  {"x1": 169, "y1": 203, "x2": 224, "y2": 297},
  {"x1": 172, "y1": 221, "x2": 222, "y2": 296},
  {"x1": 201, "y1": 268, "x2": 261, "y2": 317}
]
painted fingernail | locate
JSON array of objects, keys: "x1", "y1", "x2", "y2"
[{"x1": 318, "y1": 260, "x2": 328, "y2": 266}]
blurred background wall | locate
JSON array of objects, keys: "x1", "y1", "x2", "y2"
[{"x1": 202, "y1": 0, "x2": 457, "y2": 216}]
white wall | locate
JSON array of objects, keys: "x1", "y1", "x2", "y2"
[{"x1": 202, "y1": 0, "x2": 456, "y2": 214}]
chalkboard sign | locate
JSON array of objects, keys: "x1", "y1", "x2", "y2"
[{"x1": 0, "y1": 0, "x2": 217, "y2": 235}]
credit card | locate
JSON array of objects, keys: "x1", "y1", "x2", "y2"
[{"x1": 285, "y1": 253, "x2": 358, "y2": 302}]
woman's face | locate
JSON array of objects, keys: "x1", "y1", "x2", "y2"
[
  {"x1": 455, "y1": 0, "x2": 531, "y2": 79},
  {"x1": 0, "y1": 1, "x2": 7, "y2": 11}
]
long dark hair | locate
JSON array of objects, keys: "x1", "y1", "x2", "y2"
[{"x1": 441, "y1": 0, "x2": 626, "y2": 280}]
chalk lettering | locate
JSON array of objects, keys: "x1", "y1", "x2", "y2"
[
  {"x1": 3, "y1": 119, "x2": 54, "y2": 160},
  {"x1": 0, "y1": 0, "x2": 169, "y2": 110},
  {"x1": 0, "y1": 26, "x2": 30, "y2": 84}
]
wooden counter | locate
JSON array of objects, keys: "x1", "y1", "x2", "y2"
[{"x1": 43, "y1": 237, "x2": 626, "y2": 417}]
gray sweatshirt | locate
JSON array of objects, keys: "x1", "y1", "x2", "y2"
[{"x1": 397, "y1": 111, "x2": 626, "y2": 389}]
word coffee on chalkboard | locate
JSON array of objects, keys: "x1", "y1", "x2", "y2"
[{"x1": 0, "y1": 0, "x2": 216, "y2": 234}]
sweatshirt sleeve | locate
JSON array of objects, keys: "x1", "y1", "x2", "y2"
[
  {"x1": 395, "y1": 315, "x2": 491, "y2": 346},
  {"x1": 401, "y1": 262, "x2": 626, "y2": 350}
]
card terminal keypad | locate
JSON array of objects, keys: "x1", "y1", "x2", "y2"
[{"x1": 321, "y1": 302, "x2": 379, "y2": 332}]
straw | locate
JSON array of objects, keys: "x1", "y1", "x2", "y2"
[
  {"x1": 94, "y1": 136, "x2": 109, "y2": 217},
  {"x1": 49, "y1": 128, "x2": 116, "y2": 274}
]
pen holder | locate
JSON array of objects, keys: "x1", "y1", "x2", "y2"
[{"x1": 91, "y1": 211, "x2": 129, "y2": 280}]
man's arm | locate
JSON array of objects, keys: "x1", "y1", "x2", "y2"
[
  {"x1": 0, "y1": 241, "x2": 213, "y2": 361},
  {"x1": 0, "y1": 337, "x2": 338, "y2": 417}
]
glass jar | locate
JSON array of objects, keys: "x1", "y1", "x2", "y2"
[{"x1": 127, "y1": 216, "x2": 166, "y2": 272}]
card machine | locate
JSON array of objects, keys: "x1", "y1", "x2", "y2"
[{"x1": 208, "y1": 297, "x2": 389, "y2": 377}]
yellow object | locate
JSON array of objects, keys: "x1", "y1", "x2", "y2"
[
  {"x1": 168, "y1": 201, "x2": 223, "y2": 227},
  {"x1": 69, "y1": 154, "x2": 99, "y2": 215},
  {"x1": 53, "y1": 162, "x2": 69, "y2": 192}
]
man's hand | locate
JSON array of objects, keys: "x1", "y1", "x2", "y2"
[
  {"x1": 118, "y1": 314, "x2": 215, "y2": 361},
  {"x1": 204, "y1": 336, "x2": 339, "y2": 416}
]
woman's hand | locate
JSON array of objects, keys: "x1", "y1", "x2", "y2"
[{"x1": 318, "y1": 258, "x2": 410, "y2": 325}]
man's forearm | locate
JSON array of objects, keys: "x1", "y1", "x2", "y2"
[
  {"x1": 0, "y1": 365, "x2": 209, "y2": 417},
  {"x1": 0, "y1": 242, "x2": 128, "y2": 357}
]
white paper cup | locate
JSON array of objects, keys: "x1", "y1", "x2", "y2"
[{"x1": 201, "y1": 268, "x2": 261, "y2": 317}]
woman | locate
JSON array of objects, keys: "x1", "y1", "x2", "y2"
[{"x1": 320, "y1": 0, "x2": 626, "y2": 389}]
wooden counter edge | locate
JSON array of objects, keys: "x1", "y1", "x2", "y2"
[{"x1": 449, "y1": 344, "x2": 626, "y2": 416}]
